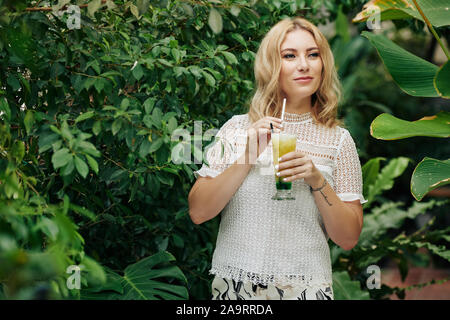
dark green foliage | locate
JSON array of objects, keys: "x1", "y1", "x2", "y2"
[{"x1": 0, "y1": 0, "x2": 447, "y2": 300}]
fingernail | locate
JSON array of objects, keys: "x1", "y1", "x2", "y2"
[
  {"x1": 276, "y1": 172, "x2": 280, "y2": 176},
  {"x1": 278, "y1": 157, "x2": 282, "y2": 161},
  {"x1": 274, "y1": 164, "x2": 279, "y2": 170}
]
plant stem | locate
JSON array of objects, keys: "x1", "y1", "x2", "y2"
[{"x1": 411, "y1": 0, "x2": 450, "y2": 60}]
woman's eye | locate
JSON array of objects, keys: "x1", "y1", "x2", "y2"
[
  {"x1": 283, "y1": 54, "x2": 295, "y2": 59},
  {"x1": 309, "y1": 52, "x2": 319, "y2": 58}
]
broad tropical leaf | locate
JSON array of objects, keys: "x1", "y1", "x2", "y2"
[
  {"x1": 353, "y1": 0, "x2": 450, "y2": 27},
  {"x1": 370, "y1": 111, "x2": 450, "y2": 140},
  {"x1": 362, "y1": 31, "x2": 439, "y2": 97},
  {"x1": 81, "y1": 251, "x2": 188, "y2": 300},
  {"x1": 411, "y1": 157, "x2": 450, "y2": 201},
  {"x1": 434, "y1": 60, "x2": 450, "y2": 98}
]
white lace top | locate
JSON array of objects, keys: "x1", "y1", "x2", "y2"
[{"x1": 194, "y1": 111, "x2": 367, "y2": 287}]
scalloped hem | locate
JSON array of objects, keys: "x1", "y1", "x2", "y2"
[
  {"x1": 337, "y1": 193, "x2": 368, "y2": 204},
  {"x1": 209, "y1": 267, "x2": 332, "y2": 288},
  {"x1": 193, "y1": 167, "x2": 221, "y2": 179}
]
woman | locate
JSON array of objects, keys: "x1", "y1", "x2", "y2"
[{"x1": 188, "y1": 17, "x2": 367, "y2": 300}]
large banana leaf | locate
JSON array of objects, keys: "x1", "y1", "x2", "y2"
[
  {"x1": 434, "y1": 60, "x2": 450, "y2": 98},
  {"x1": 353, "y1": 0, "x2": 450, "y2": 27},
  {"x1": 362, "y1": 31, "x2": 439, "y2": 97},
  {"x1": 332, "y1": 271, "x2": 370, "y2": 300},
  {"x1": 370, "y1": 111, "x2": 450, "y2": 140},
  {"x1": 411, "y1": 157, "x2": 450, "y2": 201},
  {"x1": 80, "y1": 251, "x2": 189, "y2": 300}
]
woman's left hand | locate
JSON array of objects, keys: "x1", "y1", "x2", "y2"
[{"x1": 275, "y1": 151, "x2": 323, "y2": 188}]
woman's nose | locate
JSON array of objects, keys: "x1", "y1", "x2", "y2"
[{"x1": 297, "y1": 56, "x2": 309, "y2": 71}]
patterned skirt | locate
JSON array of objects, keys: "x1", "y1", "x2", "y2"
[{"x1": 211, "y1": 276, "x2": 334, "y2": 300}]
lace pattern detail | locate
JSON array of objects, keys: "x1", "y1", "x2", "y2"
[
  {"x1": 209, "y1": 265, "x2": 332, "y2": 288},
  {"x1": 193, "y1": 113, "x2": 367, "y2": 286},
  {"x1": 332, "y1": 129, "x2": 367, "y2": 203}
]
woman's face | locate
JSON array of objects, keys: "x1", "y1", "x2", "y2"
[{"x1": 279, "y1": 28, "x2": 323, "y2": 102}]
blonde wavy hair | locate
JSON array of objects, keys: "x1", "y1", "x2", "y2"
[{"x1": 247, "y1": 17, "x2": 343, "y2": 128}]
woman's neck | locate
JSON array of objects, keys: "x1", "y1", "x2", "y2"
[{"x1": 283, "y1": 95, "x2": 312, "y2": 114}]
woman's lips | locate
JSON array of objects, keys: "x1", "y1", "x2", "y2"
[{"x1": 294, "y1": 77, "x2": 313, "y2": 83}]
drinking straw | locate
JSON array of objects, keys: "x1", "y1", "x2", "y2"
[
  {"x1": 281, "y1": 98, "x2": 286, "y2": 123},
  {"x1": 270, "y1": 122, "x2": 274, "y2": 133}
]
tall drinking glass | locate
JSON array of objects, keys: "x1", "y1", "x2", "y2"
[{"x1": 271, "y1": 132, "x2": 297, "y2": 200}]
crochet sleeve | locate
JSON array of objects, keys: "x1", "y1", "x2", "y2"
[
  {"x1": 193, "y1": 116, "x2": 240, "y2": 179},
  {"x1": 333, "y1": 129, "x2": 367, "y2": 204}
]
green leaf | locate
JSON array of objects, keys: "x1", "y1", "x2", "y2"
[
  {"x1": 361, "y1": 31, "x2": 439, "y2": 97},
  {"x1": 434, "y1": 60, "x2": 450, "y2": 98},
  {"x1": 92, "y1": 121, "x2": 102, "y2": 136},
  {"x1": 137, "y1": 0, "x2": 150, "y2": 15},
  {"x1": 364, "y1": 157, "x2": 410, "y2": 208},
  {"x1": 88, "y1": 0, "x2": 102, "y2": 17},
  {"x1": 94, "y1": 79, "x2": 105, "y2": 93},
  {"x1": 79, "y1": 141, "x2": 101, "y2": 157},
  {"x1": 75, "y1": 155, "x2": 89, "y2": 178},
  {"x1": 231, "y1": 33, "x2": 247, "y2": 47},
  {"x1": 358, "y1": 200, "x2": 442, "y2": 247},
  {"x1": 332, "y1": 271, "x2": 370, "y2": 300},
  {"x1": 75, "y1": 111, "x2": 95, "y2": 123},
  {"x1": 70, "y1": 203, "x2": 97, "y2": 221},
  {"x1": 411, "y1": 242, "x2": 450, "y2": 262},
  {"x1": 139, "y1": 139, "x2": 152, "y2": 158},
  {"x1": 61, "y1": 157, "x2": 74, "y2": 176},
  {"x1": 83, "y1": 252, "x2": 188, "y2": 300},
  {"x1": 0, "y1": 98, "x2": 11, "y2": 122},
  {"x1": 353, "y1": 0, "x2": 450, "y2": 28},
  {"x1": 188, "y1": 66, "x2": 202, "y2": 78},
  {"x1": 24, "y1": 110, "x2": 34, "y2": 135},
  {"x1": 86, "y1": 60, "x2": 101, "y2": 75},
  {"x1": 370, "y1": 111, "x2": 450, "y2": 140},
  {"x1": 168, "y1": 117, "x2": 177, "y2": 134},
  {"x1": 336, "y1": 4, "x2": 350, "y2": 42},
  {"x1": 201, "y1": 70, "x2": 215, "y2": 87},
  {"x1": 143, "y1": 98, "x2": 156, "y2": 114},
  {"x1": 132, "y1": 64, "x2": 144, "y2": 81},
  {"x1": 362, "y1": 157, "x2": 386, "y2": 198},
  {"x1": 11, "y1": 141, "x2": 25, "y2": 163},
  {"x1": 52, "y1": 148, "x2": 72, "y2": 169},
  {"x1": 213, "y1": 56, "x2": 225, "y2": 69},
  {"x1": 208, "y1": 8, "x2": 223, "y2": 34},
  {"x1": 230, "y1": 5, "x2": 241, "y2": 17},
  {"x1": 112, "y1": 119, "x2": 122, "y2": 136},
  {"x1": 149, "y1": 137, "x2": 164, "y2": 154},
  {"x1": 221, "y1": 51, "x2": 238, "y2": 65},
  {"x1": 152, "y1": 108, "x2": 162, "y2": 129},
  {"x1": 130, "y1": 4, "x2": 140, "y2": 19},
  {"x1": 80, "y1": 268, "x2": 123, "y2": 299},
  {"x1": 61, "y1": 121, "x2": 73, "y2": 141},
  {"x1": 121, "y1": 98, "x2": 130, "y2": 111},
  {"x1": 85, "y1": 154, "x2": 99, "y2": 174},
  {"x1": 411, "y1": 157, "x2": 450, "y2": 201},
  {"x1": 38, "y1": 133, "x2": 60, "y2": 153}
]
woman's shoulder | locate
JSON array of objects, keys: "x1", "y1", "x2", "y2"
[
  {"x1": 311, "y1": 122, "x2": 350, "y2": 147},
  {"x1": 222, "y1": 113, "x2": 250, "y2": 129}
]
